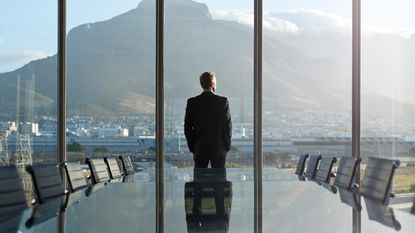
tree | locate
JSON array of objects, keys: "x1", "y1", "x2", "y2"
[
  {"x1": 67, "y1": 141, "x2": 86, "y2": 152},
  {"x1": 93, "y1": 146, "x2": 109, "y2": 153}
]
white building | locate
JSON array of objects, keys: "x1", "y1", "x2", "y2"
[
  {"x1": 0, "y1": 121, "x2": 18, "y2": 133},
  {"x1": 19, "y1": 122, "x2": 39, "y2": 135},
  {"x1": 405, "y1": 135, "x2": 415, "y2": 142},
  {"x1": 91, "y1": 127, "x2": 129, "y2": 138}
]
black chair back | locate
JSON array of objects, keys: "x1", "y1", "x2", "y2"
[
  {"x1": 119, "y1": 155, "x2": 134, "y2": 175},
  {"x1": 334, "y1": 157, "x2": 360, "y2": 190},
  {"x1": 26, "y1": 164, "x2": 66, "y2": 204},
  {"x1": 64, "y1": 162, "x2": 88, "y2": 192},
  {"x1": 123, "y1": 175, "x2": 135, "y2": 183},
  {"x1": 85, "y1": 158, "x2": 111, "y2": 184},
  {"x1": 104, "y1": 157, "x2": 122, "y2": 179},
  {"x1": 304, "y1": 155, "x2": 321, "y2": 180},
  {"x1": 338, "y1": 188, "x2": 361, "y2": 211},
  {"x1": 85, "y1": 183, "x2": 106, "y2": 197},
  {"x1": 0, "y1": 209, "x2": 24, "y2": 233},
  {"x1": 0, "y1": 166, "x2": 27, "y2": 213},
  {"x1": 364, "y1": 198, "x2": 401, "y2": 231},
  {"x1": 315, "y1": 156, "x2": 337, "y2": 184},
  {"x1": 294, "y1": 154, "x2": 308, "y2": 176},
  {"x1": 360, "y1": 157, "x2": 400, "y2": 205},
  {"x1": 25, "y1": 196, "x2": 66, "y2": 228}
]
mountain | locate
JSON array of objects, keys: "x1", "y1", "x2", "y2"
[
  {"x1": 269, "y1": 11, "x2": 415, "y2": 104},
  {"x1": 1, "y1": 0, "x2": 415, "y2": 123}
]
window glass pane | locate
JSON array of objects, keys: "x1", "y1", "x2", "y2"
[
  {"x1": 362, "y1": 1, "x2": 415, "y2": 231},
  {"x1": 66, "y1": 0, "x2": 156, "y2": 231},
  {"x1": 0, "y1": 1, "x2": 58, "y2": 164},
  {"x1": 263, "y1": 1, "x2": 352, "y2": 232},
  {"x1": 164, "y1": 0, "x2": 254, "y2": 232},
  {"x1": 362, "y1": 0, "x2": 415, "y2": 194},
  {"x1": 0, "y1": 0, "x2": 57, "y2": 203}
]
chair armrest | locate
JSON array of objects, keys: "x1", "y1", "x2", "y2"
[
  {"x1": 31, "y1": 198, "x2": 37, "y2": 206},
  {"x1": 351, "y1": 183, "x2": 360, "y2": 192}
]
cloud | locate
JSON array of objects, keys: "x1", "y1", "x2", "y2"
[
  {"x1": 0, "y1": 50, "x2": 49, "y2": 72},
  {"x1": 263, "y1": 12, "x2": 301, "y2": 34},
  {"x1": 275, "y1": 9, "x2": 415, "y2": 38},
  {"x1": 275, "y1": 9, "x2": 352, "y2": 34},
  {"x1": 213, "y1": 9, "x2": 415, "y2": 38},
  {"x1": 363, "y1": 25, "x2": 415, "y2": 39},
  {"x1": 0, "y1": 37, "x2": 5, "y2": 46},
  {"x1": 212, "y1": 10, "x2": 300, "y2": 34}
]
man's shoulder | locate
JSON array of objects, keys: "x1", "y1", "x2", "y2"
[
  {"x1": 188, "y1": 93, "x2": 228, "y2": 103},
  {"x1": 187, "y1": 95, "x2": 198, "y2": 102},
  {"x1": 186, "y1": 95, "x2": 201, "y2": 107},
  {"x1": 214, "y1": 94, "x2": 228, "y2": 103}
]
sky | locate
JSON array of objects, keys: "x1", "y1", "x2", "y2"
[{"x1": 0, "y1": 0, "x2": 414, "y2": 72}]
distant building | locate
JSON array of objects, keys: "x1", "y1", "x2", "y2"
[
  {"x1": 90, "y1": 127, "x2": 129, "y2": 138},
  {"x1": 292, "y1": 137, "x2": 415, "y2": 159},
  {"x1": 0, "y1": 121, "x2": 18, "y2": 133},
  {"x1": 19, "y1": 122, "x2": 39, "y2": 135},
  {"x1": 41, "y1": 122, "x2": 57, "y2": 132},
  {"x1": 405, "y1": 135, "x2": 415, "y2": 142}
]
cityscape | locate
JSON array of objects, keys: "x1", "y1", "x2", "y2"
[{"x1": 1, "y1": 109, "x2": 415, "y2": 166}]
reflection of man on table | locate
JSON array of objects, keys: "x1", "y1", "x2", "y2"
[
  {"x1": 184, "y1": 71, "x2": 232, "y2": 168},
  {"x1": 185, "y1": 168, "x2": 233, "y2": 233}
]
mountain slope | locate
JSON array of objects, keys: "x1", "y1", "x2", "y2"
[{"x1": 1, "y1": 0, "x2": 414, "y2": 123}]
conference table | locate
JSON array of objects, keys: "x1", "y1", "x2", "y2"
[{"x1": 4, "y1": 168, "x2": 415, "y2": 233}]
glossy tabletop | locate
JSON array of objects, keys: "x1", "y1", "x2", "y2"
[{"x1": 4, "y1": 168, "x2": 414, "y2": 233}]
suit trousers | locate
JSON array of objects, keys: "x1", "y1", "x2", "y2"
[{"x1": 194, "y1": 154, "x2": 226, "y2": 168}]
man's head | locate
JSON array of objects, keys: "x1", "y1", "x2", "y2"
[{"x1": 200, "y1": 71, "x2": 216, "y2": 92}]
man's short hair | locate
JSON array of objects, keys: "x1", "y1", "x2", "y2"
[{"x1": 200, "y1": 71, "x2": 215, "y2": 89}]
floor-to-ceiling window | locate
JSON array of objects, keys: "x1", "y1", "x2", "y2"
[
  {"x1": 262, "y1": 1, "x2": 353, "y2": 232},
  {"x1": 65, "y1": 1, "x2": 156, "y2": 232},
  {"x1": 0, "y1": 1, "x2": 58, "y2": 208},
  {"x1": 2, "y1": 1, "x2": 415, "y2": 233},
  {"x1": 0, "y1": 1, "x2": 58, "y2": 166},
  {"x1": 360, "y1": 8, "x2": 415, "y2": 230},
  {"x1": 361, "y1": 0, "x2": 415, "y2": 201},
  {"x1": 164, "y1": 0, "x2": 254, "y2": 232}
]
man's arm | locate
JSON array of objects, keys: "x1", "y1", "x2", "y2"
[
  {"x1": 223, "y1": 99, "x2": 232, "y2": 152},
  {"x1": 184, "y1": 99, "x2": 194, "y2": 153}
]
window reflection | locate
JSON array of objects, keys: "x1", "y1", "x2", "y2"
[{"x1": 362, "y1": 0, "x2": 415, "y2": 195}]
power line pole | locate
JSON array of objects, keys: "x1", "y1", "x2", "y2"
[{"x1": 0, "y1": 133, "x2": 9, "y2": 166}]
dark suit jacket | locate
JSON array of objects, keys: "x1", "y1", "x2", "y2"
[{"x1": 184, "y1": 92, "x2": 232, "y2": 158}]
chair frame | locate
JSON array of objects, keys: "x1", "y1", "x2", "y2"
[
  {"x1": 333, "y1": 157, "x2": 361, "y2": 191},
  {"x1": 360, "y1": 157, "x2": 400, "y2": 206},
  {"x1": 119, "y1": 155, "x2": 135, "y2": 176},
  {"x1": 304, "y1": 155, "x2": 322, "y2": 180},
  {"x1": 294, "y1": 154, "x2": 309, "y2": 179},
  {"x1": 26, "y1": 164, "x2": 68, "y2": 204},
  {"x1": 315, "y1": 156, "x2": 337, "y2": 184},
  {"x1": 63, "y1": 161, "x2": 88, "y2": 192},
  {"x1": 104, "y1": 157, "x2": 123, "y2": 180},
  {"x1": 85, "y1": 158, "x2": 111, "y2": 184},
  {"x1": 364, "y1": 197, "x2": 401, "y2": 231}
]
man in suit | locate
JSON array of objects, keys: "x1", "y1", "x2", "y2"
[{"x1": 184, "y1": 71, "x2": 232, "y2": 168}]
